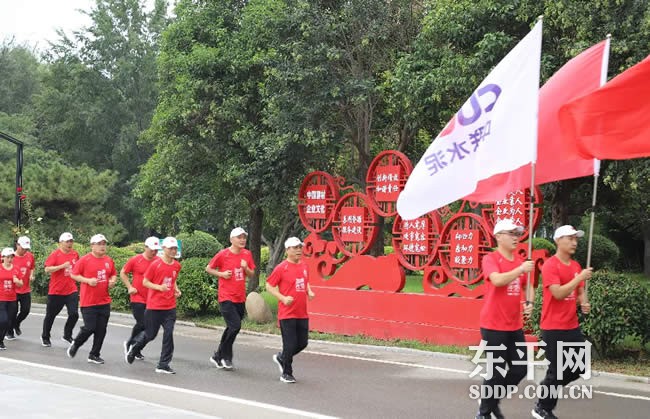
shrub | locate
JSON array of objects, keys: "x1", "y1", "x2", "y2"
[
  {"x1": 384, "y1": 245, "x2": 394, "y2": 255},
  {"x1": 532, "y1": 237, "x2": 555, "y2": 254},
  {"x1": 176, "y1": 231, "x2": 223, "y2": 258},
  {"x1": 581, "y1": 271, "x2": 650, "y2": 356},
  {"x1": 261, "y1": 246, "x2": 270, "y2": 270},
  {"x1": 177, "y1": 257, "x2": 218, "y2": 316},
  {"x1": 107, "y1": 246, "x2": 138, "y2": 311},
  {"x1": 574, "y1": 234, "x2": 619, "y2": 270}
]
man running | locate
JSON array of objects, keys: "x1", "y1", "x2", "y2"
[
  {"x1": 475, "y1": 219, "x2": 534, "y2": 419},
  {"x1": 125, "y1": 237, "x2": 182, "y2": 374},
  {"x1": 0, "y1": 248, "x2": 22, "y2": 350},
  {"x1": 9, "y1": 236, "x2": 34, "y2": 339},
  {"x1": 532, "y1": 225, "x2": 592, "y2": 419},
  {"x1": 206, "y1": 227, "x2": 256, "y2": 370},
  {"x1": 266, "y1": 237, "x2": 315, "y2": 383},
  {"x1": 67, "y1": 234, "x2": 117, "y2": 364},
  {"x1": 120, "y1": 236, "x2": 161, "y2": 360},
  {"x1": 42, "y1": 232, "x2": 79, "y2": 347}
]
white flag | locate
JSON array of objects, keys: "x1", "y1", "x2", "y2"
[{"x1": 397, "y1": 21, "x2": 543, "y2": 220}]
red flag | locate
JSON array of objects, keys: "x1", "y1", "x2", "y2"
[
  {"x1": 464, "y1": 40, "x2": 608, "y2": 203},
  {"x1": 559, "y1": 55, "x2": 650, "y2": 160}
]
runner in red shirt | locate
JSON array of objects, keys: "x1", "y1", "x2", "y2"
[
  {"x1": 475, "y1": 219, "x2": 534, "y2": 419},
  {"x1": 67, "y1": 234, "x2": 117, "y2": 364},
  {"x1": 266, "y1": 237, "x2": 315, "y2": 383},
  {"x1": 206, "y1": 227, "x2": 256, "y2": 370},
  {"x1": 0, "y1": 248, "x2": 23, "y2": 350},
  {"x1": 125, "y1": 237, "x2": 182, "y2": 374},
  {"x1": 41, "y1": 232, "x2": 80, "y2": 347},
  {"x1": 120, "y1": 236, "x2": 161, "y2": 360},
  {"x1": 532, "y1": 225, "x2": 592, "y2": 419},
  {"x1": 8, "y1": 236, "x2": 34, "y2": 339}
]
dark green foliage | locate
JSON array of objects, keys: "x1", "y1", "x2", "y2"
[
  {"x1": 176, "y1": 231, "x2": 223, "y2": 259},
  {"x1": 177, "y1": 257, "x2": 218, "y2": 316},
  {"x1": 532, "y1": 237, "x2": 556, "y2": 254},
  {"x1": 574, "y1": 234, "x2": 620, "y2": 270}
]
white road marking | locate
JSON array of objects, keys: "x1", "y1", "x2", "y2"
[
  {"x1": 0, "y1": 357, "x2": 338, "y2": 419},
  {"x1": 32, "y1": 312, "x2": 650, "y2": 403}
]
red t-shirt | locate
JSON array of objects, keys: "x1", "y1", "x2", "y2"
[
  {"x1": 0, "y1": 265, "x2": 20, "y2": 301},
  {"x1": 13, "y1": 251, "x2": 35, "y2": 294},
  {"x1": 266, "y1": 260, "x2": 310, "y2": 320},
  {"x1": 541, "y1": 255, "x2": 584, "y2": 330},
  {"x1": 208, "y1": 248, "x2": 256, "y2": 303},
  {"x1": 145, "y1": 258, "x2": 181, "y2": 310},
  {"x1": 122, "y1": 254, "x2": 158, "y2": 304},
  {"x1": 479, "y1": 251, "x2": 526, "y2": 331},
  {"x1": 73, "y1": 254, "x2": 117, "y2": 307},
  {"x1": 44, "y1": 248, "x2": 79, "y2": 295}
]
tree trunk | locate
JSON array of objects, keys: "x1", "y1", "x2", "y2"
[
  {"x1": 369, "y1": 215, "x2": 385, "y2": 256},
  {"x1": 643, "y1": 225, "x2": 650, "y2": 276},
  {"x1": 247, "y1": 205, "x2": 264, "y2": 294},
  {"x1": 550, "y1": 181, "x2": 573, "y2": 228}
]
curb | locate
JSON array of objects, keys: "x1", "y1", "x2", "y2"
[{"x1": 31, "y1": 304, "x2": 649, "y2": 384}]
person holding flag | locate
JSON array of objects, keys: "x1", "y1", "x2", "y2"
[
  {"x1": 9, "y1": 236, "x2": 35, "y2": 339},
  {"x1": 532, "y1": 225, "x2": 592, "y2": 419},
  {"x1": 125, "y1": 237, "x2": 182, "y2": 374},
  {"x1": 475, "y1": 219, "x2": 534, "y2": 419},
  {"x1": 120, "y1": 236, "x2": 162, "y2": 361}
]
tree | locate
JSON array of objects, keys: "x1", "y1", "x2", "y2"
[
  {"x1": 0, "y1": 40, "x2": 42, "y2": 115},
  {"x1": 33, "y1": 0, "x2": 169, "y2": 240}
]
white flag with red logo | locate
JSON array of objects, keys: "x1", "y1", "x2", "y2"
[{"x1": 397, "y1": 21, "x2": 542, "y2": 220}]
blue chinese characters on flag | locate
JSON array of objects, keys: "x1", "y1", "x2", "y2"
[{"x1": 397, "y1": 21, "x2": 543, "y2": 220}]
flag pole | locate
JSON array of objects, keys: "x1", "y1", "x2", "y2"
[
  {"x1": 584, "y1": 34, "x2": 610, "y2": 294},
  {"x1": 525, "y1": 15, "x2": 544, "y2": 313}
]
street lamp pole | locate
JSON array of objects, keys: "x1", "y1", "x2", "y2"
[{"x1": 0, "y1": 131, "x2": 24, "y2": 227}]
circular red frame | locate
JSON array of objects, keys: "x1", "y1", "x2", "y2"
[
  {"x1": 437, "y1": 213, "x2": 493, "y2": 286},
  {"x1": 391, "y1": 212, "x2": 443, "y2": 271},
  {"x1": 331, "y1": 192, "x2": 379, "y2": 257},
  {"x1": 365, "y1": 150, "x2": 413, "y2": 217},
  {"x1": 297, "y1": 171, "x2": 341, "y2": 233}
]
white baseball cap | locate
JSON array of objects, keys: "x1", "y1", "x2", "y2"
[
  {"x1": 492, "y1": 219, "x2": 524, "y2": 236},
  {"x1": 1, "y1": 248, "x2": 15, "y2": 257},
  {"x1": 230, "y1": 227, "x2": 248, "y2": 238},
  {"x1": 144, "y1": 236, "x2": 162, "y2": 250},
  {"x1": 90, "y1": 234, "x2": 108, "y2": 244},
  {"x1": 161, "y1": 237, "x2": 178, "y2": 248},
  {"x1": 17, "y1": 236, "x2": 31, "y2": 249},
  {"x1": 59, "y1": 232, "x2": 74, "y2": 242},
  {"x1": 284, "y1": 237, "x2": 303, "y2": 248},
  {"x1": 553, "y1": 225, "x2": 585, "y2": 241}
]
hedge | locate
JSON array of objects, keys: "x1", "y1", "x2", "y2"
[
  {"x1": 176, "y1": 230, "x2": 223, "y2": 258},
  {"x1": 574, "y1": 234, "x2": 620, "y2": 271},
  {"x1": 529, "y1": 271, "x2": 650, "y2": 357},
  {"x1": 531, "y1": 237, "x2": 555, "y2": 254}
]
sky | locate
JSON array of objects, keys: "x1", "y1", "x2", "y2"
[
  {"x1": 0, "y1": 0, "x2": 159, "y2": 50},
  {"x1": 0, "y1": 0, "x2": 95, "y2": 49}
]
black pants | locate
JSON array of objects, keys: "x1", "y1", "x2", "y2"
[
  {"x1": 215, "y1": 301, "x2": 245, "y2": 362},
  {"x1": 538, "y1": 328, "x2": 586, "y2": 411},
  {"x1": 0, "y1": 301, "x2": 18, "y2": 343},
  {"x1": 13, "y1": 292, "x2": 31, "y2": 330},
  {"x1": 478, "y1": 328, "x2": 528, "y2": 415},
  {"x1": 279, "y1": 318, "x2": 309, "y2": 375},
  {"x1": 42, "y1": 292, "x2": 79, "y2": 340},
  {"x1": 131, "y1": 308, "x2": 176, "y2": 367},
  {"x1": 126, "y1": 302, "x2": 146, "y2": 350},
  {"x1": 73, "y1": 304, "x2": 111, "y2": 357}
]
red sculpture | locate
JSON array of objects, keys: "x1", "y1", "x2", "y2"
[{"x1": 300, "y1": 150, "x2": 548, "y2": 345}]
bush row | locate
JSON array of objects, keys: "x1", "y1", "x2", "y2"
[{"x1": 528, "y1": 270, "x2": 650, "y2": 357}]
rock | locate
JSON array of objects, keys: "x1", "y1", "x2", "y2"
[{"x1": 246, "y1": 291, "x2": 274, "y2": 324}]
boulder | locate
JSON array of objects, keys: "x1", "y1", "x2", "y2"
[{"x1": 246, "y1": 291, "x2": 274, "y2": 324}]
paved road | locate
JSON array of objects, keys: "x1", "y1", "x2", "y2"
[{"x1": 0, "y1": 307, "x2": 648, "y2": 418}]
